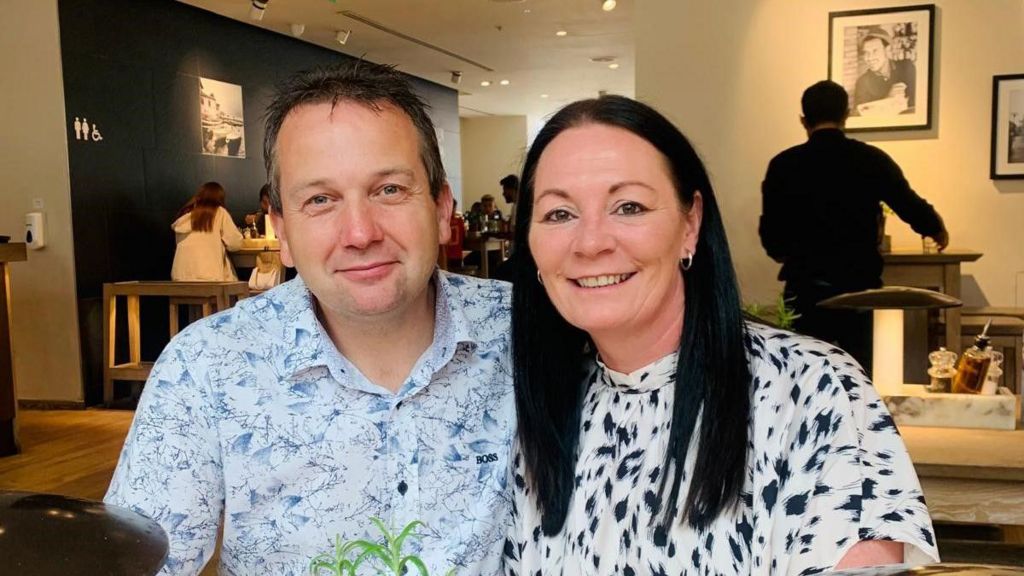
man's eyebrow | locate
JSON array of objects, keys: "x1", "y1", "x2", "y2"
[{"x1": 375, "y1": 167, "x2": 416, "y2": 179}]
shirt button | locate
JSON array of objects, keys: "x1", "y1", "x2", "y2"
[{"x1": 398, "y1": 480, "x2": 408, "y2": 495}]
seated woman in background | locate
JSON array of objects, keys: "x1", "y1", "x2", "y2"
[
  {"x1": 171, "y1": 181, "x2": 243, "y2": 281},
  {"x1": 502, "y1": 96, "x2": 939, "y2": 575}
]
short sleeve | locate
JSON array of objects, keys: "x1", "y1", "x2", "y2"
[{"x1": 776, "y1": 350, "x2": 939, "y2": 575}]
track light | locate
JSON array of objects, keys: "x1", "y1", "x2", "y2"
[
  {"x1": 336, "y1": 30, "x2": 351, "y2": 45},
  {"x1": 249, "y1": 0, "x2": 268, "y2": 21},
  {"x1": 602, "y1": 0, "x2": 617, "y2": 11},
  {"x1": 290, "y1": 23, "x2": 305, "y2": 37},
  {"x1": 450, "y1": 71, "x2": 463, "y2": 85}
]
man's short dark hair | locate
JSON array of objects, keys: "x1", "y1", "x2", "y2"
[
  {"x1": 500, "y1": 174, "x2": 519, "y2": 190},
  {"x1": 263, "y1": 61, "x2": 446, "y2": 211},
  {"x1": 258, "y1": 183, "x2": 271, "y2": 202},
  {"x1": 801, "y1": 80, "x2": 850, "y2": 127}
]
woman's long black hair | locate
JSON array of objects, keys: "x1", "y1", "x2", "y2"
[{"x1": 511, "y1": 95, "x2": 751, "y2": 534}]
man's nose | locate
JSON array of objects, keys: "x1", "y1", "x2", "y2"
[{"x1": 338, "y1": 200, "x2": 384, "y2": 249}]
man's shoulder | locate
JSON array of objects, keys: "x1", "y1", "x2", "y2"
[
  {"x1": 441, "y1": 272, "x2": 511, "y2": 312},
  {"x1": 170, "y1": 280, "x2": 304, "y2": 352}
]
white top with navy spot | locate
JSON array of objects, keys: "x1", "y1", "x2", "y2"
[{"x1": 503, "y1": 322, "x2": 939, "y2": 576}]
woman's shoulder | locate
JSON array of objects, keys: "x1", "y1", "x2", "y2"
[{"x1": 741, "y1": 321, "x2": 878, "y2": 422}]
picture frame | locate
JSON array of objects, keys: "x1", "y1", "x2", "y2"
[
  {"x1": 991, "y1": 74, "x2": 1024, "y2": 180},
  {"x1": 828, "y1": 4, "x2": 935, "y2": 133}
]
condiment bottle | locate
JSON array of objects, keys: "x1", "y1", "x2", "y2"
[{"x1": 951, "y1": 320, "x2": 992, "y2": 394}]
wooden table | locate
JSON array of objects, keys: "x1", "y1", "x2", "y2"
[
  {"x1": 229, "y1": 238, "x2": 280, "y2": 268},
  {"x1": 463, "y1": 235, "x2": 508, "y2": 278},
  {"x1": 0, "y1": 243, "x2": 28, "y2": 456},
  {"x1": 882, "y1": 249, "x2": 982, "y2": 353},
  {"x1": 901, "y1": 425, "x2": 1024, "y2": 527}
]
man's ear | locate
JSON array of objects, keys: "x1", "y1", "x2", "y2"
[
  {"x1": 436, "y1": 183, "x2": 454, "y2": 245},
  {"x1": 270, "y1": 208, "x2": 294, "y2": 268}
]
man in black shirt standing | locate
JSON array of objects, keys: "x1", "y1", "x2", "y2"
[{"x1": 759, "y1": 80, "x2": 948, "y2": 371}]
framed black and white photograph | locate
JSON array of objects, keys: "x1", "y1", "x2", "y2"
[
  {"x1": 199, "y1": 77, "x2": 246, "y2": 158},
  {"x1": 829, "y1": 4, "x2": 935, "y2": 132},
  {"x1": 991, "y1": 74, "x2": 1024, "y2": 179}
]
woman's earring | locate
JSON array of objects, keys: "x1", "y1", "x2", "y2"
[
  {"x1": 536, "y1": 271, "x2": 544, "y2": 285},
  {"x1": 679, "y1": 249, "x2": 694, "y2": 271}
]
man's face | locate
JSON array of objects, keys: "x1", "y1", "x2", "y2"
[
  {"x1": 482, "y1": 198, "x2": 496, "y2": 214},
  {"x1": 862, "y1": 38, "x2": 890, "y2": 73},
  {"x1": 271, "y1": 101, "x2": 452, "y2": 322},
  {"x1": 502, "y1": 186, "x2": 516, "y2": 204},
  {"x1": 260, "y1": 195, "x2": 271, "y2": 214}
]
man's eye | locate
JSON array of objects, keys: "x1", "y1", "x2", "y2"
[
  {"x1": 614, "y1": 202, "x2": 646, "y2": 216},
  {"x1": 541, "y1": 208, "x2": 573, "y2": 223},
  {"x1": 308, "y1": 195, "x2": 329, "y2": 205},
  {"x1": 381, "y1": 184, "x2": 402, "y2": 196}
]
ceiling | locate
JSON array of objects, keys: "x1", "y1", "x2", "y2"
[{"x1": 178, "y1": 0, "x2": 634, "y2": 120}]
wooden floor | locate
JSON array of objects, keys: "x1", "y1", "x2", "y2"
[{"x1": 0, "y1": 409, "x2": 1021, "y2": 569}]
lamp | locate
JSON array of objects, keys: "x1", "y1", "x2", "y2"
[
  {"x1": 0, "y1": 490, "x2": 169, "y2": 575},
  {"x1": 602, "y1": 0, "x2": 617, "y2": 11},
  {"x1": 249, "y1": 0, "x2": 268, "y2": 21},
  {"x1": 818, "y1": 286, "x2": 961, "y2": 396}
]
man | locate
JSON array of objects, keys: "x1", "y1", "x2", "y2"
[
  {"x1": 106, "y1": 62, "x2": 514, "y2": 575},
  {"x1": 759, "y1": 80, "x2": 947, "y2": 371},
  {"x1": 244, "y1": 183, "x2": 272, "y2": 236},
  {"x1": 500, "y1": 174, "x2": 519, "y2": 229},
  {"x1": 853, "y1": 26, "x2": 916, "y2": 115}
]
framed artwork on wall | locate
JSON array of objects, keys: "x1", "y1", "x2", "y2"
[
  {"x1": 828, "y1": 4, "x2": 935, "y2": 133},
  {"x1": 991, "y1": 74, "x2": 1024, "y2": 180},
  {"x1": 199, "y1": 77, "x2": 246, "y2": 158}
]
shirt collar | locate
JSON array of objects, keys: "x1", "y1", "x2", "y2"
[
  {"x1": 596, "y1": 351, "x2": 678, "y2": 393},
  {"x1": 280, "y1": 269, "x2": 480, "y2": 384}
]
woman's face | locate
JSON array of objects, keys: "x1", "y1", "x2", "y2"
[{"x1": 528, "y1": 123, "x2": 702, "y2": 340}]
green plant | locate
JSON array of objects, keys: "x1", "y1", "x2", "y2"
[
  {"x1": 773, "y1": 293, "x2": 800, "y2": 330},
  {"x1": 742, "y1": 293, "x2": 800, "y2": 331},
  {"x1": 309, "y1": 518, "x2": 455, "y2": 576}
]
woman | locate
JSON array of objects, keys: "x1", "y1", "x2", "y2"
[
  {"x1": 171, "y1": 181, "x2": 243, "y2": 281},
  {"x1": 503, "y1": 96, "x2": 938, "y2": 575}
]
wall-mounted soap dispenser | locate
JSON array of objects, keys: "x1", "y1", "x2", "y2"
[{"x1": 26, "y1": 212, "x2": 46, "y2": 250}]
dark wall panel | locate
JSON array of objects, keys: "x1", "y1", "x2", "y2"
[{"x1": 58, "y1": 0, "x2": 459, "y2": 403}]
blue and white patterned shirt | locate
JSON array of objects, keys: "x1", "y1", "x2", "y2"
[{"x1": 106, "y1": 271, "x2": 515, "y2": 576}]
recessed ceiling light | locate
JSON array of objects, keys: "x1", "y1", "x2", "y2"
[
  {"x1": 540, "y1": 94, "x2": 549, "y2": 98},
  {"x1": 608, "y1": 63, "x2": 620, "y2": 69},
  {"x1": 602, "y1": 0, "x2": 617, "y2": 11},
  {"x1": 556, "y1": 30, "x2": 568, "y2": 37},
  {"x1": 500, "y1": 79, "x2": 511, "y2": 86},
  {"x1": 524, "y1": 9, "x2": 531, "y2": 13},
  {"x1": 481, "y1": 80, "x2": 491, "y2": 87}
]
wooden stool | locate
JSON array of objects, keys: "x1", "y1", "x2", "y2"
[
  {"x1": 103, "y1": 281, "x2": 249, "y2": 405},
  {"x1": 168, "y1": 296, "x2": 216, "y2": 337},
  {"x1": 960, "y1": 315, "x2": 1024, "y2": 394}
]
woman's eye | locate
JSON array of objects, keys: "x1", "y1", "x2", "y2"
[
  {"x1": 541, "y1": 208, "x2": 573, "y2": 223},
  {"x1": 614, "y1": 201, "x2": 646, "y2": 216}
]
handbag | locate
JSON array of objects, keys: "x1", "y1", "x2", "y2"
[{"x1": 248, "y1": 251, "x2": 282, "y2": 290}]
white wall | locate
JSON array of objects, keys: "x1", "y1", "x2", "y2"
[
  {"x1": 459, "y1": 116, "x2": 528, "y2": 214},
  {"x1": 637, "y1": 0, "x2": 1024, "y2": 306},
  {"x1": 1, "y1": 0, "x2": 84, "y2": 402}
]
